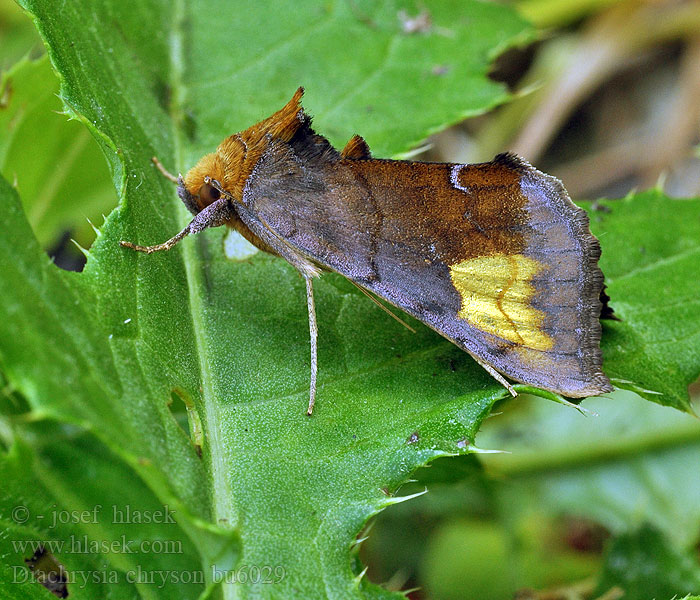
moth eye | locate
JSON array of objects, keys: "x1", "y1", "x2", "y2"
[{"x1": 198, "y1": 182, "x2": 221, "y2": 204}]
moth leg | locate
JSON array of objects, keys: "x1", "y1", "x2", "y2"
[
  {"x1": 472, "y1": 355, "x2": 518, "y2": 397},
  {"x1": 305, "y1": 275, "x2": 319, "y2": 415},
  {"x1": 151, "y1": 156, "x2": 179, "y2": 184},
  {"x1": 346, "y1": 279, "x2": 416, "y2": 333},
  {"x1": 120, "y1": 198, "x2": 233, "y2": 254}
]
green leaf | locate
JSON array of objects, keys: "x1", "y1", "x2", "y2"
[
  {"x1": 595, "y1": 524, "x2": 700, "y2": 600},
  {"x1": 0, "y1": 55, "x2": 114, "y2": 251},
  {"x1": 2, "y1": 0, "x2": 531, "y2": 598},
  {"x1": 585, "y1": 191, "x2": 700, "y2": 412},
  {"x1": 0, "y1": 174, "x2": 239, "y2": 598}
]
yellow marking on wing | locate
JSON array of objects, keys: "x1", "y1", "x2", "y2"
[{"x1": 449, "y1": 254, "x2": 554, "y2": 351}]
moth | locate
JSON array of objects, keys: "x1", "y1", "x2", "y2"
[{"x1": 121, "y1": 87, "x2": 613, "y2": 414}]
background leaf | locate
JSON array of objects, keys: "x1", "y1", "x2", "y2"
[
  {"x1": 586, "y1": 192, "x2": 700, "y2": 412},
  {"x1": 0, "y1": 56, "x2": 114, "y2": 263},
  {"x1": 478, "y1": 392, "x2": 700, "y2": 547},
  {"x1": 594, "y1": 524, "x2": 700, "y2": 600},
  {"x1": 0, "y1": 173, "x2": 234, "y2": 598},
  {"x1": 364, "y1": 390, "x2": 700, "y2": 598},
  {"x1": 178, "y1": 0, "x2": 534, "y2": 159},
  {"x1": 0, "y1": 0, "x2": 39, "y2": 70}
]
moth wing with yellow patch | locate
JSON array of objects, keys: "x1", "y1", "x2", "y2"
[{"x1": 240, "y1": 125, "x2": 611, "y2": 398}]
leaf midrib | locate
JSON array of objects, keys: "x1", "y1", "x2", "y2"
[{"x1": 160, "y1": 0, "x2": 238, "y2": 588}]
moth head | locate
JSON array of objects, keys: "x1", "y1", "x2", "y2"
[
  {"x1": 178, "y1": 152, "x2": 229, "y2": 215},
  {"x1": 175, "y1": 88, "x2": 306, "y2": 216}
]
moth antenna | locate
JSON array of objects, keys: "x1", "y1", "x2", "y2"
[
  {"x1": 348, "y1": 279, "x2": 416, "y2": 333},
  {"x1": 152, "y1": 156, "x2": 179, "y2": 184}
]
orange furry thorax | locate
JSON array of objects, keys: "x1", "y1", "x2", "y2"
[{"x1": 182, "y1": 87, "x2": 306, "y2": 211}]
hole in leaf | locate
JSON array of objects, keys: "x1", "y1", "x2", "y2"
[
  {"x1": 223, "y1": 229, "x2": 259, "y2": 261},
  {"x1": 47, "y1": 231, "x2": 87, "y2": 272},
  {"x1": 24, "y1": 545, "x2": 69, "y2": 598},
  {"x1": 168, "y1": 389, "x2": 203, "y2": 457}
]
